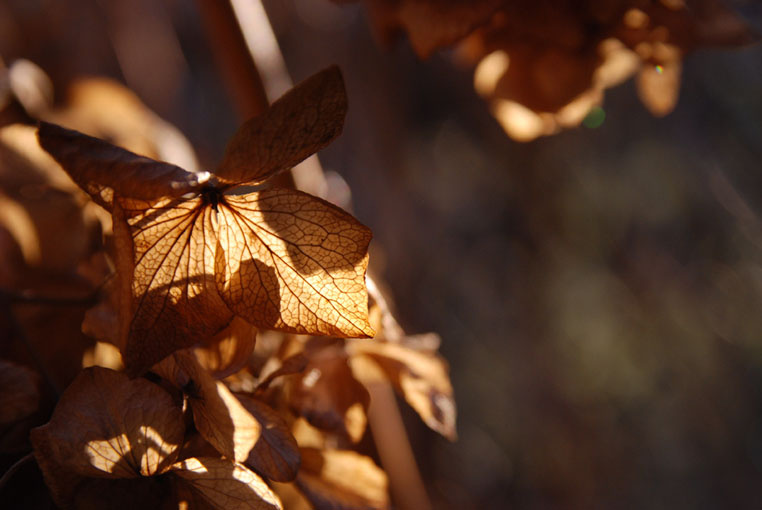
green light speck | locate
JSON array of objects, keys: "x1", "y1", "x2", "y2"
[{"x1": 583, "y1": 106, "x2": 606, "y2": 129}]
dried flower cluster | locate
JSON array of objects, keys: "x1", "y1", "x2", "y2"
[
  {"x1": 0, "y1": 66, "x2": 456, "y2": 509},
  {"x1": 336, "y1": 0, "x2": 757, "y2": 140}
]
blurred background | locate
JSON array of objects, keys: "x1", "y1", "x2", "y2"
[{"x1": 2, "y1": 0, "x2": 762, "y2": 508}]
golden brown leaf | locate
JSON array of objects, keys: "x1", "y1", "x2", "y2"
[
  {"x1": 349, "y1": 0, "x2": 755, "y2": 141},
  {"x1": 271, "y1": 481, "x2": 313, "y2": 510},
  {"x1": 291, "y1": 417, "x2": 330, "y2": 450},
  {"x1": 296, "y1": 448, "x2": 389, "y2": 510},
  {"x1": 37, "y1": 121, "x2": 205, "y2": 209},
  {"x1": 0, "y1": 123, "x2": 103, "y2": 284},
  {"x1": 176, "y1": 352, "x2": 262, "y2": 463},
  {"x1": 215, "y1": 190, "x2": 374, "y2": 338},
  {"x1": 636, "y1": 49, "x2": 682, "y2": 116},
  {"x1": 349, "y1": 339, "x2": 457, "y2": 440},
  {"x1": 194, "y1": 316, "x2": 258, "y2": 379},
  {"x1": 37, "y1": 67, "x2": 374, "y2": 375},
  {"x1": 59, "y1": 77, "x2": 201, "y2": 174},
  {"x1": 81, "y1": 341, "x2": 124, "y2": 370},
  {"x1": 237, "y1": 394, "x2": 301, "y2": 482},
  {"x1": 215, "y1": 67, "x2": 347, "y2": 186},
  {"x1": 30, "y1": 367, "x2": 184, "y2": 481},
  {"x1": 112, "y1": 184, "x2": 373, "y2": 373},
  {"x1": 171, "y1": 457, "x2": 283, "y2": 510},
  {"x1": 256, "y1": 353, "x2": 309, "y2": 393},
  {"x1": 288, "y1": 345, "x2": 370, "y2": 443},
  {"x1": 112, "y1": 195, "x2": 235, "y2": 374},
  {"x1": 358, "y1": 0, "x2": 501, "y2": 58},
  {"x1": 29, "y1": 426, "x2": 88, "y2": 507}
]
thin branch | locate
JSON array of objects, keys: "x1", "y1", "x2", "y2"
[
  {"x1": 195, "y1": 0, "x2": 269, "y2": 121},
  {"x1": 367, "y1": 380, "x2": 433, "y2": 510},
  {"x1": 197, "y1": 0, "x2": 329, "y2": 197},
  {"x1": 0, "y1": 453, "x2": 34, "y2": 492},
  {"x1": 229, "y1": 0, "x2": 292, "y2": 102}
]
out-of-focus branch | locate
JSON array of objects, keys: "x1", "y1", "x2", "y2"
[
  {"x1": 367, "y1": 379, "x2": 433, "y2": 510},
  {"x1": 195, "y1": 0, "x2": 269, "y2": 120},
  {"x1": 228, "y1": 0, "x2": 291, "y2": 102},
  {"x1": 196, "y1": 0, "x2": 328, "y2": 196},
  {"x1": 0, "y1": 453, "x2": 34, "y2": 492}
]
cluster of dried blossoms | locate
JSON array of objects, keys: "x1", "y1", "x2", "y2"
[
  {"x1": 337, "y1": 0, "x2": 757, "y2": 140},
  {"x1": 0, "y1": 65, "x2": 455, "y2": 509}
]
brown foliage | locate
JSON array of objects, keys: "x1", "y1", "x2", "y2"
[
  {"x1": 29, "y1": 367, "x2": 283, "y2": 509},
  {"x1": 349, "y1": 335, "x2": 456, "y2": 440},
  {"x1": 337, "y1": 0, "x2": 757, "y2": 140},
  {"x1": 37, "y1": 66, "x2": 374, "y2": 374},
  {"x1": 287, "y1": 341, "x2": 370, "y2": 443},
  {"x1": 171, "y1": 457, "x2": 282, "y2": 510},
  {"x1": 30, "y1": 367, "x2": 183, "y2": 505},
  {"x1": 236, "y1": 394, "x2": 301, "y2": 482},
  {"x1": 0, "y1": 53, "x2": 457, "y2": 509},
  {"x1": 295, "y1": 447, "x2": 390, "y2": 510},
  {"x1": 353, "y1": 0, "x2": 501, "y2": 58}
]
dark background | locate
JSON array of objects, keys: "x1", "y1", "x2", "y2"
[{"x1": 2, "y1": 0, "x2": 762, "y2": 508}]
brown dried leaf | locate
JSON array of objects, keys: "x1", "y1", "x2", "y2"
[
  {"x1": 637, "y1": 54, "x2": 682, "y2": 117},
  {"x1": 81, "y1": 341, "x2": 124, "y2": 370},
  {"x1": 215, "y1": 67, "x2": 347, "y2": 187},
  {"x1": 237, "y1": 394, "x2": 301, "y2": 482},
  {"x1": 349, "y1": 340, "x2": 457, "y2": 440},
  {"x1": 151, "y1": 350, "x2": 190, "y2": 389},
  {"x1": 194, "y1": 316, "x2": 258, "y2": 379},
  {"x1": 0, "y1": 123, "x2": 104, "y2": 283},
  {"x1": 113, "y1": 183, "x2": 373, "y2": 374},
  {"x1": 360, "y1": 0, "x2": 500, "y2": 58},
  {"x1": 0, "y1": 359, "x2": 40, "y2": 425},
  {"x1": 296, "y1": 448, "x2": 389, "y2": 510},
  {"x1": 30, "y1": 367, "x2": 184, "y2": 481},
  {"x1": 28, "y1": 426, "x2": 88, "y2": 507},
  {"x1": 256, "y1": 353, "x2": 309, "y2": 393},
  {"x1": 271, "y1": 481, "x2": 312, "y2": 510},
  {"x1": 112, "y1": 196, "x2": 235, "y2": 374},
  {"x1": 291, "y1": 417, "x2": 330, "y2": 450},
  {"x1": 37, "y1": 121, "x2": 206, "y2": 209},
  {"x1": 454, "y1": 1, "x2": 756, "y2": 140},
  {"x1": 176, "y1": 352, "x2": 262, "y2": 463},
  {"x1": 171, "y1": 457, "x2": 283, "y2": 510},
  {"x1": 59, "y1": 77, "x2": 201, "y2": 173},
  {"x1": 37, "y1": 68, "x2": 373, "y2": 375},
  {"x1": 288, "y1": 345, "x2": 369, "y2": 443},
  {"x1": 215, "y1": 190, "x2": 374, "y2": 339}
]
